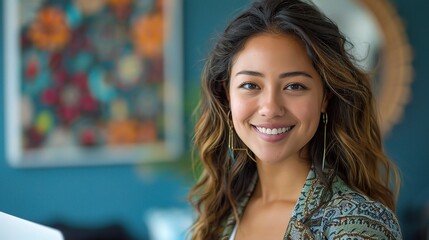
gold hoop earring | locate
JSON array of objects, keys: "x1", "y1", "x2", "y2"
[
  {"x1": 227, "y1": 111, "x2": 257, "y2": 163},
  {"x1": 322, "y1": 112, "x2": 328, "y2": 172}
]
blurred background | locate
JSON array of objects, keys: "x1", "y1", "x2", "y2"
[{"x1": 0, "y1": 0, "x2": 428, "y2": 239}]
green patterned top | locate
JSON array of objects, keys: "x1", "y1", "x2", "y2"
[{"x1": 221, "y1": 168, "x2": 402, "y2": 239}]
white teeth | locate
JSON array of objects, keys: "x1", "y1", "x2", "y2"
[{"x1": 256, "y1": 126, "x2": 292, "y2": 135}]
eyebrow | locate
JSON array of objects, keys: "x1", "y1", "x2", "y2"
[{"x1": 235, "y1": 70, "x2": 313, "y2": 79}]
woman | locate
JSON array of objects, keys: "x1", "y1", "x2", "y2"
[{"x1": 188, "y1": 0, "x2": 402, "y2": 239}]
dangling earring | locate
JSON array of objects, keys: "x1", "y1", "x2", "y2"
[
  {"x1": 227, "y1": 111, "x2": 257, "y2": 163},
  {"x1": 322, "y1": 112, "x2": 328, "y2": 172},
  {"x1": 227, "y1": 114, "x2": 236, "y2": 163}
]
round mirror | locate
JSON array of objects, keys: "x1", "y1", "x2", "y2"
[{"x1": 311, "y1": 0, "x2": 413, "y2": 135}]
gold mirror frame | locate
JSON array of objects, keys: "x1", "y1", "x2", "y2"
[{"x1": 357, "y1": 0, "x2": 413, "y2": 136}]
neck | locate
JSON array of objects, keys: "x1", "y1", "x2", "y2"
[{"x1": 254, "y1": 157, "x2": 311, "y2": 204}]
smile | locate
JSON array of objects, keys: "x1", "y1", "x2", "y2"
[{"x1": 255, "y1": 126, "x2": 294, "y2": 135}]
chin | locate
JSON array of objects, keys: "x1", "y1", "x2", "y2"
[{"x1": 255, "y1": 154, "x2": 287, "y2": 164}]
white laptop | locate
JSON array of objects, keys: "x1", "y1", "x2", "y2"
[{"x1": 0, "y1": 211, "x2": 64, "y2": 240}]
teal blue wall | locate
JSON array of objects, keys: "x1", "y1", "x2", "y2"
[
  {"x1": 386, "y1": 0, "x2": 429, "y2": 238},
  {"x1": 0, "y1": 0, "x2": 428, "y2": 239},
  {"x1": 0, "y1": 1, "x2": 250, "y2": 239}
]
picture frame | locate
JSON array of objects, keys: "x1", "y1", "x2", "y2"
[{"x1": 4, "y1": 0, "x2": 183, "y2": 167}]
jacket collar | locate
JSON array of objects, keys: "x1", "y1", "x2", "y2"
[{"x1": 221, "y1": 167, "x2": 329, "y2": 239}]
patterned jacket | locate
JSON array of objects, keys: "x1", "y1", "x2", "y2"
[{"x1": 221, "y1": 168, "x2": 402, "y2": 239}]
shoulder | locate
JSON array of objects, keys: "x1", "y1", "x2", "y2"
[{"x1": 322, "y1": 177, "x2": 402, "y2": 239}]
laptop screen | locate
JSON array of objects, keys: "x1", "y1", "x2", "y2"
[{"x1": 0, "y1": 212, "x2": 64, "y2": 240}]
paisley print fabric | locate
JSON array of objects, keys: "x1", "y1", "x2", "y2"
[{"x1": 222, "y1": 168, "x2": 402, "y2": 240}]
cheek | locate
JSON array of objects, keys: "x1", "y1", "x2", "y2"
[
  {"x1": 292, "y1": 98, "x2": 322, "y2": 127},
  {"x1": 229, "y1": 95, "x2": 257, "y2": 129},
  {"x1": 230, "y1": 99, "x2": 248, "y2": 124}
]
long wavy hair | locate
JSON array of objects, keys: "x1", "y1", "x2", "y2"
[{"x1": 188, "y1": 0, "x2": 400, "y2": 239}]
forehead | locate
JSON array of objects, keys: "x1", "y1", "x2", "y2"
[{"x1": 231, "y1": 33, "x2": 315, "y2": 75}]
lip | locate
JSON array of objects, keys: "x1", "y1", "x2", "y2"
[{"x1": 252, "y1": 124, "x2": 295, "y2": 142}]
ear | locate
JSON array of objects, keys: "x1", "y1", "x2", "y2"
[{"x1": 321, "y1": 91, "x2": 331, "y2": 112}]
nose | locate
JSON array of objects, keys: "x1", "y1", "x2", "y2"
[{"x1": 258, "y1": 89, "x2": 285, "y2": 118}]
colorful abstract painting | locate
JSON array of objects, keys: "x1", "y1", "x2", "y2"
[{"x1": 4, "y1": 0, "x2": 183, "y2": 167}]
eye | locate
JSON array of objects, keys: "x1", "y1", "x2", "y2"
[
  {"x1": 285, "y1": 83, "x2": 307, "y2": 90},
  {"x1": 239, "y1": 82, "x2": 260, "y2": 90}
]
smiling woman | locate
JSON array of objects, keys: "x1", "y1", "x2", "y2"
[
  {"x1": 229, "y1": 33, "x2": 327, "y2": 166},
  {"x1": 188, "y1": 0, "x2": 402, "y2": 239}
]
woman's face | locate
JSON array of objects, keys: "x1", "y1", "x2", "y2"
[{"x1": 229, "y1": 33, "x2": 327, "y2": 164}]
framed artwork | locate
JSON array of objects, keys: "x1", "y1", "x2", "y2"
[{"x1": 4, "y1": 0, "x2": 183, "y2": 167}]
